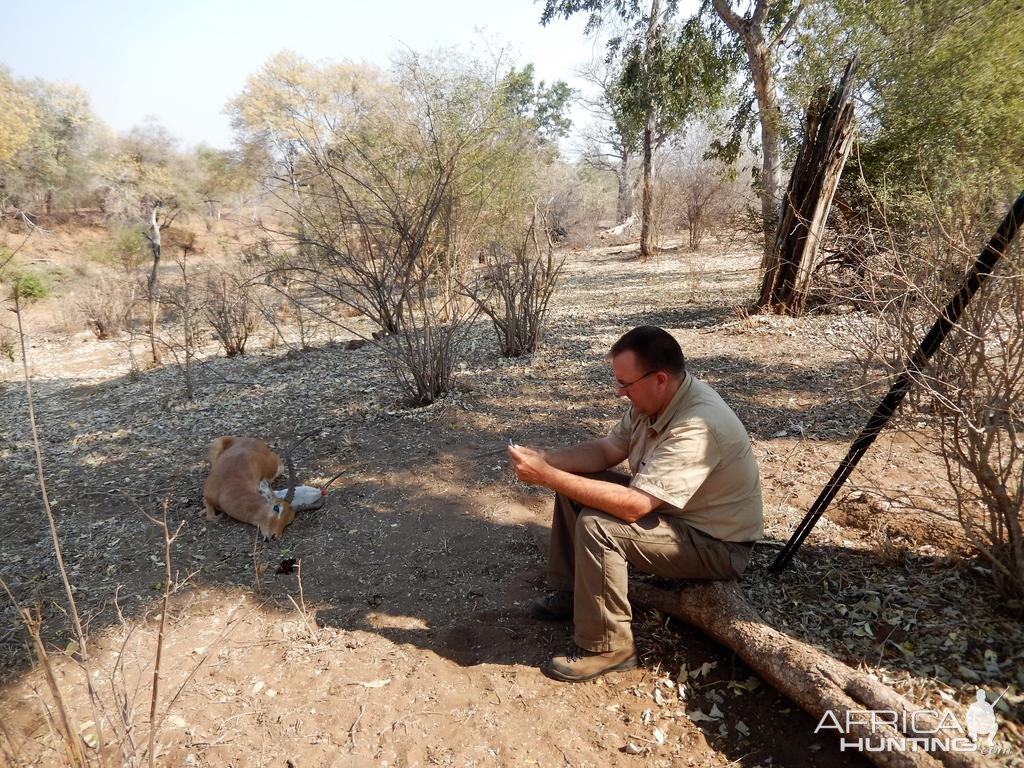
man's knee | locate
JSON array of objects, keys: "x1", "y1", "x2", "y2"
[{"x1": 575, "y1": 508, "x2": 615, "y2": 543}]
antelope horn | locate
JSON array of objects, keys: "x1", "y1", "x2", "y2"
[{"x1": 283, "y1": 429, "x2": 320, "y2": 503}]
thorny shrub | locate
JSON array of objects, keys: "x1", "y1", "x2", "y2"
[
  {"x1": 463, "y1": 219, "x2": 563, "y2": 357},
  {"x1": 77, "y1": 276, "x2": 136, "y2": 339},
  {"x1": 838, "y1": 191, "x2": 1024, "y2": 598},
  {"x1": 203, "y1": 269, "x2": 262, "y2": 357}
]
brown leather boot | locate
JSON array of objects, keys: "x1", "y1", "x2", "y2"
[
  {"x1": 528, "y1": 591, "x2": 573, "y2": 621},
  {"x1": 542, "y1": 643, "x2": 638, "y2": 682}
]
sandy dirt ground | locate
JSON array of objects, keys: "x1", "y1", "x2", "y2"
[{"x1": 1, "y1": 238, "x2": 1020, "y2": 767}]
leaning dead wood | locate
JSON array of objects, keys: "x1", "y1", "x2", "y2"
[
  {"x1": 629, "y1": 580, "x2": 994, "y2": 768},
  {"x1": 758, "y1": 56, "x2": 858, "y2": 315}
]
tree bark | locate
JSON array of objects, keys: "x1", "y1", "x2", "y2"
[
  {"x1": 638, "y1": 0, "x2": 661, "y2": 260},
  {"x1": 616, "y1": 148, "x2": 633, "y2": 225},
  {"x1": 145, "y1": 205, "x2": 162, "y2": 365},
  {"x1": 748, "y1": 45, "x2": 783, "y2": 270},
  {"x1": 710, "y1": 0, "x2": 800, "y2": 274},
  {"x1": 758, "y1": 58, "x2": 857, "y2": 314},
  {"x1": 630, "y1": 580, "x2": 995, "y2": 768}
]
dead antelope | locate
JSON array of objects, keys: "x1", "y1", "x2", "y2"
[{"x1": 202, "y1": 432, "x2": 317, "y2": 541}]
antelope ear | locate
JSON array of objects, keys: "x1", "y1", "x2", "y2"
[{"x1": 259, "y1": 479, "x2": 272, "y2": 500}]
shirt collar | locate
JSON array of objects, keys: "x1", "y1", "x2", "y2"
[{"x1": 648, "y1": 373, "x2": 692, "y2": 434}]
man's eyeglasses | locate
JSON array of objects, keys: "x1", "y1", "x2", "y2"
[{"x1": 615, "y1": 370, "x2": 657, "y2": 391}]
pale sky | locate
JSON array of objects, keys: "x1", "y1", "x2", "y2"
[{"x1": 4, "y1": 0, "x2": 606, "y2": 150}]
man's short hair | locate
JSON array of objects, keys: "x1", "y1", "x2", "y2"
[{"x1": 610, "y1": 326, "x2": 686, "y2": 377}]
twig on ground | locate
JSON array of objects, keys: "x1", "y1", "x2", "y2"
[{"x1": 348, "y1": 704, "x2": 366, "y2": 748}]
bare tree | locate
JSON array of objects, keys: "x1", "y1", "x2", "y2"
[
  {"x1": 928, "y1": 266, "x2": 1024, "y2": 598},
  {"x1": 654, "y1": 125, "x2": 750, "y2": 250},
  {"x1": 157, "y1": 235, "x2": 203, "y2": 399}
]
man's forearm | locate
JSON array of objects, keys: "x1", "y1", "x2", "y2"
[
  {"x1": 544, "y1": 440, "x2": 614, "y2": 474},
  {"x1": 542, "y1": 468, "x2": 652, "y2": 523}
]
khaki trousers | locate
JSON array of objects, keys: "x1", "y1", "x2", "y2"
[{"x1": 547, "y1": 471, "x2": 753, "y2": 652}]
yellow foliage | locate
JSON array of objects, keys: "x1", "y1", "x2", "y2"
[{"x1": 0, "y1": 71, "x2": 38, "y2": 168}]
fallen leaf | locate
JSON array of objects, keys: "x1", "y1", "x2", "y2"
[
  {"x1": 652, "y1": 727, "x2": 666, "y2": 745},
  {"x1": 696, "y1": 662, "x2": 717, "y2": 678},
  {"x1": 356, "y1": 678, "x2": 391, "y2": 688}
]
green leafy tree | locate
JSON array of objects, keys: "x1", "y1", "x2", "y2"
[
  {"x1": 501, "y1": 63, "x2": 574, "y2": 146},
  {"x1": 194, "y1": 145, "x2": 256, "y2": 220},
  {"x1": 785, "y1": 0, "x2": 1024, "y2": 235},
  {"x1": 543, "y1": 0, "x2": 737, "y2": 257},
  {"x1": 14, "y1": 80, "x2": 95, "y2": 214}
]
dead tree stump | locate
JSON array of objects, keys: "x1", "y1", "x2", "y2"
[{"x1": 758, "y1": 56, "x2": 858, "y2": 315}]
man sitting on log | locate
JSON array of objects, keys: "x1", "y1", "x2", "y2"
[{"x1": 508, "y1": 325, "x2": 763, "y2": 682}]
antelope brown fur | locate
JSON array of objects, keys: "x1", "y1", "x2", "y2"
[{"x1": 203, "y1": 436, "x2": 296, "y2": 541}]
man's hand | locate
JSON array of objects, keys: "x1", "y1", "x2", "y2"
[{"x1": 508, "y1": 444, "x2": 553, "y2": 487}]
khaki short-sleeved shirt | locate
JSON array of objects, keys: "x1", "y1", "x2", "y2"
[{"x1": 606, "y1": 375, "x2": 763, "y2": 542}]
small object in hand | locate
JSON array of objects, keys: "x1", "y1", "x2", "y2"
[
  {"x1": 508, "y1": 438, "x2": 519, "y2": 449},
  {"x1": 276, "y1": 558, "x2": 298, "y2": 575}
]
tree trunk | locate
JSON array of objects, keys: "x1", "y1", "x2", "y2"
[
  {"x1": 709, "y1": 0, "x2": 798, "y2": 277},
  {"x1": 749, "y1": 46, "x2": 783, "y2": 272},
  {"x1": 616, "y1": 149, "x2": 633, "y2": 225},
  {"x1": 639, "y1": 119, "x2": 655, "y2": 259},
  {"x1": 146, "y1": 205, "x2": 162, "y2": 365},
  {"x1": 630, "y1": 581, "x2": 995, "y2": 768},
  {"x1": 638, "y1": 0, "x2": 661, "y2": 260}
]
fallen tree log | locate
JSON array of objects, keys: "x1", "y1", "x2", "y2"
[{"x1": 629, "y1": 580, "x2": 995, "y2": 768}]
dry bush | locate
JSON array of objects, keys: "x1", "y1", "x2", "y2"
[
  {"x1": 536, "y1": 162, "x2": 617, "y2": 248},
  {"x1": 837, "y1": 188, "x2": 1024, "y2": 598},
  {"x1": 463, "y1": 219, "x2": 564, "y2": 357},
  {"x1": 927, "y1": 258, "x2": 1024, "y2": 598},
  {"x1": 77, "y1": 276, "x2": 136, "y2": 339},
  {"x1": 156, "y1": 251, "x2": 205, "y2": 399},
  {"x1": 652, "y1": 127, "x2": 753, "y2": 251},
  {"x1": 244, "y1": 53, "x2": 540, "y2": 404},
  {"x1": 0, "y1": 327, "x2": 15, "y2": 363},
  {"x1": 203, "y1": 269, "x2": 262, "y2": 356}
]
